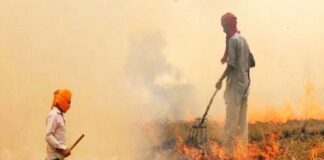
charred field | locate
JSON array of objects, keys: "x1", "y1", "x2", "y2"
[{"x1": 147, "y1": 119, "x2": 324, "y2": 160}]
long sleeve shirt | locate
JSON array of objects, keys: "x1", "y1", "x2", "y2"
[
  {"x1": 45, "y1": 107, "x2": 67, "y2": 160},
  {"x1": 224, "y1": 32, "x2": 251, "y2": 105}
]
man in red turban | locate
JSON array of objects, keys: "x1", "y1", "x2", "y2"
[
  {"x1": 45, "y1": 89, "x2": 72, "y2": 160},
  {"x1": 216, "y1": 12, "x2": 252, "y2": 158},
  {"x1": 220, "y1": 12, "x2": 238, "y2": 64}
]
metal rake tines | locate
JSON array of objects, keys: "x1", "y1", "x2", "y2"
[
  {"x1": 186, "y1": 118, "x2": 208, "y2": 147},
  {"x1": 186, "y1": 89, "x2": 218, "y2": 147}
]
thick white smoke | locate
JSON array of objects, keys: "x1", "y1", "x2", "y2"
[{"x1": 125, "y1": 31, "x2": 197, "y2": 121}]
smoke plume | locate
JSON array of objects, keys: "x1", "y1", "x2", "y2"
[{"x1": 125, "y1": 31, "x2": 197, "y2": 121}]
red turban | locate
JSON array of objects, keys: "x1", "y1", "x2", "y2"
[
  {"x1": 52, "y1": 89, "x2": 72, "y2": 113},
  {"x1": 220, "y1": 12, "x2": 238, "y2": 64},
  {"x1": 221, "y1": 12, "x2": 237, "y2": 32}
]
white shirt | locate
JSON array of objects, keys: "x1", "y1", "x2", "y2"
[
  {"x1": 224, "y1": 32, "x2": 251, "y2": 105},
  {"x1": 45, "y1": 107, "x2": 67, "y2": 160}
]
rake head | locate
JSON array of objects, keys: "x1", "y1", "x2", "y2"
[
  {"x1": 186, "y1": 117, "x2": 208, "y2": 147},
  {"x1": 185, "y1": 89, "x2": 218, "y2": 147}
]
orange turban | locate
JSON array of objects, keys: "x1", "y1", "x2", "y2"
[{"x1": 52, "y1": 89, "x2": 72, "y2": 113}]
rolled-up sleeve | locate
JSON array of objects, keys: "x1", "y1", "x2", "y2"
[
  {"x1": 46, "y1": 115, "x2": 67, "y2": 150},
  {"x1": 227, "y1": 38, "x2": 237, "y2": 68}
]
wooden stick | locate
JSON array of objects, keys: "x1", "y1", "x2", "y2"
[
  {"x1": 198, "y1": 89, "x2": 218, "y2": 127},
  {"x1": 62, "y1": 134, "x2": 85, "y2": 160},
  {"x1": 69, "y1": 134, "x2": 85, "y2": 152}
]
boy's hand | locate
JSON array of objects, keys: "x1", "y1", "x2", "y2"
[{"x1": 57, "y1": 148, "x2": 71, "y2": 157}]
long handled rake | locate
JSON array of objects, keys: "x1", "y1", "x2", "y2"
[{"x1": 186, "y1": 89, "x2": 218, "y2": 147}]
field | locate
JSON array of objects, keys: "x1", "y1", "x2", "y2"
[{"x1": 148, "y1": 119, "x2": 324, "y2": 160}]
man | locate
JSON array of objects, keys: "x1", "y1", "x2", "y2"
[
  {"x1": 45, "y1": 89, "x2": 72, "y2": 160},
  {"x1": 216, "y1": 12, "x2": 252, "y2": 158}
]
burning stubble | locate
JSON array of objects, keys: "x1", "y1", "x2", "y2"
[
  {"x1": 1, "y1": 0, "x2": 324, "y2": 159},
  {"x1": 143, "y1": 83, "x2": 324, "y2": 160}
]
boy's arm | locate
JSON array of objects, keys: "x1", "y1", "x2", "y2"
[{"x1": 45, "y1": 115, "x2": 67, "y2": 150}]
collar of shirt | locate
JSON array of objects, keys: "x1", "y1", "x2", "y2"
[
  {"x1": 53, "y1": 107, "x2": 64, "y2": 116},
  {"x1": 53, "y1": 107, "x2": 65, "y2": 122}
]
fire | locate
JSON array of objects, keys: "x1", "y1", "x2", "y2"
[
  {"x1": 309, "y1": 144, "x2": 324, "y2": 159},
  {"x1": 147, "y1": 83, "x2": 324, "y2": 159},
  {"x1": 172, "y1": 131, "x2": 284, "y2": 160},
  {"x1": 249, "y1": 82, "x2": 324, "y2": 123},
  {"x1": 248, "y1": 131, "x2": 285, "y2": 160}
]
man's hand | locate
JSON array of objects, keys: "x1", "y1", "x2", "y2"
[
  {"x1": 215, "y1": 80, "x2": 222, "y2": 90},
  {"x1": 221, "y1": 55, "x2": 227, "y2": 64},
  {"x1": 57, "y1": 148, "x2": 71, "y2": 157}
]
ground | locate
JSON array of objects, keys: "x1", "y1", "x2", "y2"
[{"x1": 148, "y1": 119, "x2": 324, "y2": 160}]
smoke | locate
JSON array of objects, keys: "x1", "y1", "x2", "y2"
[
  {"x1": 125, "y1": 31, "x2": 197, "y2": 121},
  {"x1": 0, "y1": 150, "x2": 14, "y2": 160},
  {"x1": 1, "y1": 0, "x2": 324, "y2": 159},
  {"x1": 123, "y1": 30, "x2": 200, "y2": 159}
]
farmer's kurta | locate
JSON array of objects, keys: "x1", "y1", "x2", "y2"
[
  {"x1": 45, "y1": 107, "x2": 67, "y2": 160},
  {"x1": 224, "y1": 32, "x2": 250, "y2": 105},
  {"x1": 223, "y1": 32, "x2": 250, "y2": 149}
]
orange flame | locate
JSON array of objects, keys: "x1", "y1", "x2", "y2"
[
  {"x1": 146, "y1": 83, "x2": 324, "y2": 159},
  {"x1": 172, "y1": 131, "x2": 285, "y2": 160},
  {"x1": 249, "y1": 82, "x2": 324, "y2": 123}
]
